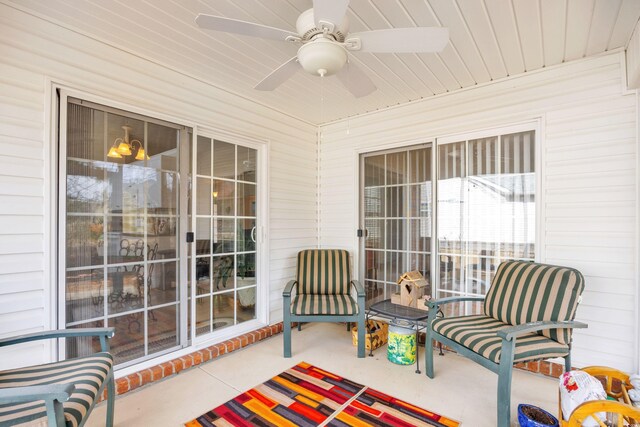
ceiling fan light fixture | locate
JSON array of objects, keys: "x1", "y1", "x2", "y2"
[{"x1": 297, "y1": 38, "x2": 347, "y2": 76}]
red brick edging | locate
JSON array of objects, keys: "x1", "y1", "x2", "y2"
[
  {"x1": 103, "y1": 323, "x2": 284, "y2": 399},
  {"x1": 102, "y1": 322, "x2": 566, "y2": 401}
]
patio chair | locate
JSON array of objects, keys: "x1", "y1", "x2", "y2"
[
  {"x1": 283, "y1": 249, "x2": 365, "y2": 358},
  {"x1": 0, "y1": 328, "x2": 115, "y2": 426},
  {"x1": 425, "y1": 260, "x2": 587, "y2": 427}
]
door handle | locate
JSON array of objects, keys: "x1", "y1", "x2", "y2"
[{"x1": 251, "y1": 226, "x2": 257, "y2": 243}]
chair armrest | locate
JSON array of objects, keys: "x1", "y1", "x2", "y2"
[
  {"x1": 0, "y1": 384, "x2": 74, "y2": 404},
  {"x1": 350, "y1": 280, "x2": 365, "y2": 297},
  {"x1": 497, "y1": 320, "x2": 588, "y2": 341},
  {"x1": 0, "y1": 328, "x2": 115, "y2": 352},
  {"x1": 425, "y1": 295, "x2": 485, "y2": 310},
  {"x1": 283, "y1": 280, "x2": 297, "y2": 297}
]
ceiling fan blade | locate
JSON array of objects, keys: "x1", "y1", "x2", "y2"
[
  {"x1": 313, "y1": 0, "x2": 350, "y2": 28},
  {"x1": 255, "y1": 57, "x2": 300, "y2": 91},
  {"x1": 336, "y1": 61, "x2": 376, "y2": 98},
  {"x1": 195, "y1": 14, "x2": 299, "y2": 41},
  {"x1": 347, "y1": 27, "x2": 449, "y2": 53}
]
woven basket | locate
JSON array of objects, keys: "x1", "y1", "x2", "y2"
[{"x1": 352, "y1": 320, "x2": 388, "y2": 350}]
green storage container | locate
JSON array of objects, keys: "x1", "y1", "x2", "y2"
[{"x1": 387, "y1": 321, "x2": 416, "y2": 365}]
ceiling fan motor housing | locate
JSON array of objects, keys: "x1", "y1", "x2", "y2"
[{"x1": 296, "y1": 8, "x2": 349, "y2": 42}]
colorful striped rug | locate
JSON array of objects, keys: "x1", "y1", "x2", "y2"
[{"x1": 186, "y1": 362, "x2": 459, "y2": 427}]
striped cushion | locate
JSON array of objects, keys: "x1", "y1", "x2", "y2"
[
  {"x1": 291, "y1": 294, "x2": 359, "y2": 315},
  {"x1": 432, "y1": 315, "x2": 569, "y2": 364},
  {"x1": 483, "y1": 261, "x2": 584, "y2": 345},
  {"x1": 0, "y1": 352, "x2": 113, "y2": 427},
  {"x1": 296, "y1": 249, "x2": 351, "y2": 295}
]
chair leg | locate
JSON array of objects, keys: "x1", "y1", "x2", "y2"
[
  {"x1": 106, "y1": 371, "x2": 115, "y2": 427},
  {"x1": 356, "y1": 316, "x2": 365, "y2": 358},
  {"x1": 497, "y1": 340, "x2": 515, "y2": 427},
  {"x1": 346, "y1": 322, "x2": 351, "y2": 332},
  {"x1": 425, "y1": 328, "x2": 434, "y2": 378},
  {"x1": 297, "y1": 323, "x2": 302, "y2": 331},
  {"x1": 564, "y1": 353, "x2": 571, "y2": 373},
  {"x1": 283, "y1": 310, "x2": 292, "y2": 358}
]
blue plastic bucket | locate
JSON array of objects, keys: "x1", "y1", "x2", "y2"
[{"x1": 517, "y1": 404, "x2": 559, "y2": 427}]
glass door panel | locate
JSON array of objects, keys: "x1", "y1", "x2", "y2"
[
  {"x1": 361, "y1": 145, "x2": 433, "y2": 307},
  {"x1": 62, "y1": 98, "x2": 186, "y2": 367},
  {"x1": 194, "y1": 136, "x2": 258, "y2": 337},
  {"x1": 436, "y1": 130, "x2": 535, "y2": 315}
]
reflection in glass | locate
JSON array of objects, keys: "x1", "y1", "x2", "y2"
[
  {"x1": 237, "y1": 253, "x2": 256, "y2": 288},
  {"x1": 237, "y1": 183, "x2": 256, "y2": 217},
  {"x1": 195, "y1": 295, "x2": 211, "y2": 336},
  {"x1": 66, "y1": 160, "x2": 107, "y2": 214},
  {"x1": 195, "y1": 218, "x2": 211, "y2": 255},
  {"x1": 67, "y1": 104, "x2": 105, "y2": 161},
  {"x1": 65, "y1": 98, "x2": 185, "y2": 368},
  {"x1": 106, "y1": 266, "x2": 141, "y2": 315},
  {"x1": 436, "y1": 131, "x2": 535, "y2": 303},
  {"x1": 213, "y1": 180, "x2": 235, "y2": 216},
  {"x1": 148, "y1": 305, "x2": 179, "y2": 354},
  {"x1": 237, "y1": 219, "x2": 256, "y2": 252},
  {"x1": 385, "y1": 186, "x2": 405, "y2": 217},
  {"x1": 212, "y1": 292, "x2": 235, "y2": 331},
  {"x1": 364, "y1": 219, "x2": 384, "y2": 249},
  {"x1": 385, "y1": 251, "x2": 405, "y2": 283},
  {"x1": 409, "y1": 148, "x2": 431, "y2": 183},
  {"x1": 237, "y1": 146, "x2": 256, "y2": 182},
  {"x1": 213, "y1": 140, "x2": 235, "y2": 179},
  {"x1": 363, "y1": 187, "x2": 385, "y2": 217},
  {"x1": 66, "y1": 268, "x2": 104, "y2": 323},
  {"x1": 66, "y1": 320, "x2": 104, "y2": 358},
  {"x1": 211, "y1": 255, "x2": 234, "y2": 291},
  {"x1": 213, "y1": 219, "x2": 235, "y2": 253},
  {"x1": 386, "y1": 152, "x2": 407, "y2": 185},
  {"x1": 364, "y1": 250, "x2": 384, "y2": 282},
  {"x1": 237, "y1": 288, "x2": 256, "y2": 322},
  {"x1": 109, "y1": 313, "x2": 145, "y2": 364},
  {"x1": 66, "y1": 216, "x2": 104, "y2": 268},
  {"x1": 147, "y1": 123, "x2": 178, "y2": 172},
  {"x1": 196, "y1": 178, "x2": 211, "y2": 215},
  {"x1": 195, "y1": 256, "x2": 211, "y2": 295},
  {"x1": 386, "y1": 219, "x2": 406, "y2": 251},
  {"x1": 364, "y1": 155, "x2": 385, "y2": 187}
]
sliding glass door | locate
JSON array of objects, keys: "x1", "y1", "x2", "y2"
[
  {"x1": 359, "y1": 126, "x2": 536, "y2": 312},
  {"x1": 191, "y1": 136, "x2": 258, "y2": 337},
  {"x1": 360, "y1": 145, "x2": 434, "y2": 307},
  {"x1": 437, "y1": 130, "x2": 536, "y2": 314},
  {"x1": 61, "y1": 97, "x2": 188, "y2": 367}
]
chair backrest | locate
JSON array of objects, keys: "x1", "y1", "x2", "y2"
[
  {"x1": 296, "y1": 249, "x2": 351, "y2": 295},
  {"x1": 483, "y1": 260, "x2": 584, "y2": 345}
]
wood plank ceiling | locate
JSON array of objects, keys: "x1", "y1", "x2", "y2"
[{"x1": 9, "y1": 0, "x2": 640, "y2": 124}]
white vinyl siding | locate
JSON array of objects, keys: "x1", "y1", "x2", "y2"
[
  {"x1": 319, "y1": 52, "x2": 637, "y2": 372},
  {"x1": 0, "y1": 4, "x2": 317, "y2": 370}
]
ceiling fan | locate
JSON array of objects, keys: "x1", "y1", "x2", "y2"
[{"x1": 195, "y1": 0, "x2": 448, "y2": 98}]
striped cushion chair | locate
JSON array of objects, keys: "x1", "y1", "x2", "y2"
[
  {"x1": 0, "y1": 328, "x2": 115, "y2": 426},
  {"x1": 283, "y1": 249, "x2": 365, "y2": 358},
  {"x1": 424, "y1": 261, "x2": 587, "y2": 427}
]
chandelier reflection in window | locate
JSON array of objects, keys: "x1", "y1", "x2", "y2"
[{"x1": 107, "y1": 125, "x2": 149, "y2": 160}]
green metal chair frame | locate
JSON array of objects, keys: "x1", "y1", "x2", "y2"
[
  {"x1": 283, "y1": 249, "x2": 366, "y2": 358},
  {"x1": 424, "y1": 262, "x2": 588, "y2": 427},
  {"x1": 0, "y1": 328, "x2": 115, "y2": 427}
]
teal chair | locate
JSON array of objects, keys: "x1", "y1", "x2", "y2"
[
  {"x1": 0, "y1": 328, "x2": 115, "y2": 426},
  {"x1": 283, "y1": 249, "x2": 365, "y2": 358},
  {"x1": 425, "y1": 261, "x2": 587, "y2": 427}
]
